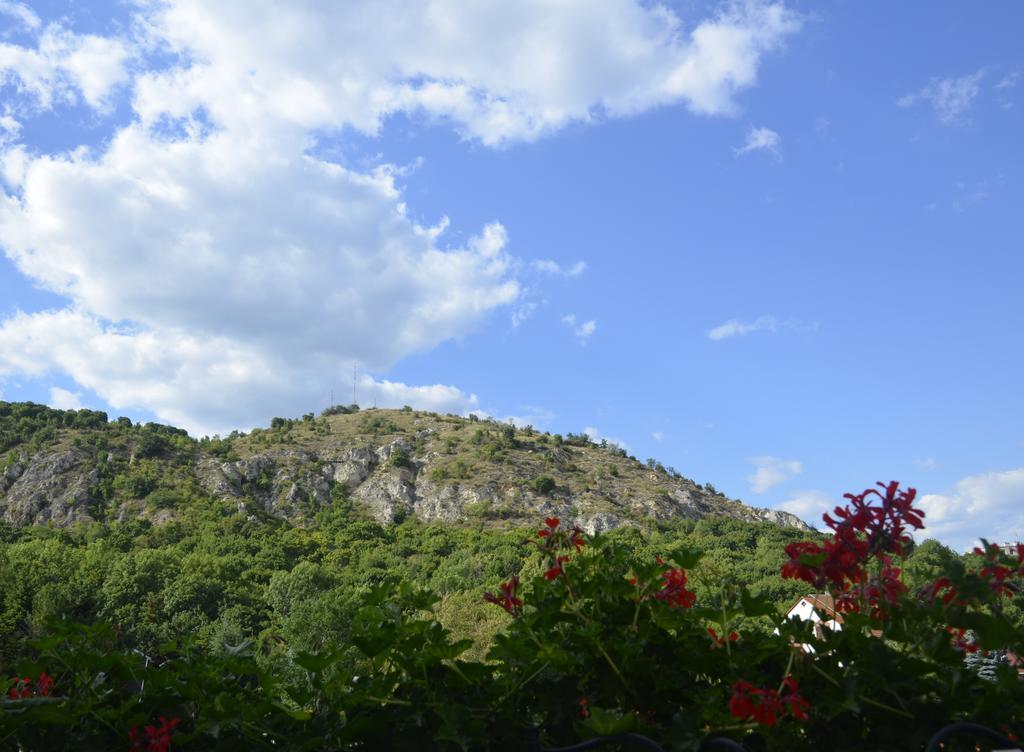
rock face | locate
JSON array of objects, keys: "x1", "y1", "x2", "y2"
[
  {"x1": 0, "y1": 409, "x2": 815, "y2": 534},
  {"x1": 1, "y1": 449, "x2": 97, "y2": 527},
  {"x1": 748, "y1": 508, "x2": 812, "y2": 530}
]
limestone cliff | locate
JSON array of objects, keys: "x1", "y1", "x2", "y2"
[{"x1": 0, "y1": 403, "x2": 813, "y2": 533}]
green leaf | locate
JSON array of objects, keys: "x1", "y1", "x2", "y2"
[{"x1": 582, "y1": 707, "x2": 639, "y2": 736}]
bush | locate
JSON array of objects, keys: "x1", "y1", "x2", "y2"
[
  {"x1": 431, "y1": 459, "x2": 472, "y2": 482},
  {"x1": 321, "y1": 404, "x2": 359, "y2": 417},
  {"x1": 146, "y1": 488, "x2": 184, "y2": 509},
  {"x1": 532, "y1": 475, "x2": 556, "y2": 495},
  {"x1": 388, "y1": 445, "x2": 412, "y2": 469}
]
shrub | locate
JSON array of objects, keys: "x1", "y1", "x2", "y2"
[
  {"x1": 532, "y1": 475, "x2": 556, "y2": 495},
  {"x1": 321, "y1": 404, "x2": 359, "y2": 417},
  {"x1": 388, "y1": 445, "x2": 412, "y2": 469}
]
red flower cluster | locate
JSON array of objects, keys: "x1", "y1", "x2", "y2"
[
  {"x1": 729, "y1": 677, "x2": 809, "y2": 727},
  {"x1": 918, "y1": 576, "x2": 958, "y2": 606},
  {"x1": 836, "y1": 556, "x2": 908, "y2": 620},
  {"x1": 653, "y1": 566, "x2": 696, "y2": 609},
  {"x1": 544, "y1": 556, "x2": 570, "y2": 581},
  {"x1": 7, "y1": 671, "x2": 53, "y2": 699},
  {"x1": 781, "y1": 482, "x2": 923, "y2": 613},
  {"x1": 973, "y1": 541, "x2": 1024, "y2": 597},
  {"x1": 947, "y1": 627, "x2": 980, "y2": 654},
  {"x1": 484, "y1": 575, "x2": 523, "y2": 616},
  {"x1": 129, "y1": 716, "x2": 180, "y2": 752},
  {"x1": 486, "y1": 518, "x2": 589, "y2": 614},
  {"x1": 537, "y1": 517, "x2": 585, "y2": 552},
  {"x1": 707, "y1": 627, "x2": 739, "y2": 649},
  {"x1": 578, "y1": 697, "x2": 590, "y2": 718},
  {"x1": 535, "y1": 517, "x2": 586, "y2": 581},
  {"x1": 537, "y1": 517, "x2": 560, "y2": 538}
]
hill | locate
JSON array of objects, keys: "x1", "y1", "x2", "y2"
[{"x1": 0, "y1": 401, "x2": 809, "y2": 533}]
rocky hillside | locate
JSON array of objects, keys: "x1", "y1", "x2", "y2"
[{"x1": 0, "y1": 401, "x2": 811, "y2": 533}]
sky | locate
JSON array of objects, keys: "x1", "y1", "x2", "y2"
[{"x1": 0, "y1": 0, "x2": 1021, "y2": 551}]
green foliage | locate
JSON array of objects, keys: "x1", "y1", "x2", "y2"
[
  {"x1": 430, "y1": 459, "x2": 472, "y2": 482},
  {"x1": 362, "y1": 415, "x2": 399, "y2": 434},
  {"x1": 388, "y1": 445, "x2": 412, "y2": 469},
  {"x1": 2, "y1": 518, "x2": 1022, "y2": 750},
  {"x1": 321, "y1": 404, "x2": 360, "y2": 417},
  {"x1": 0, "y1": 401, "x2": 110, "y2": 453},
  {"x1": 532, "y1": 475, "x2": 556, "y2": 495}
]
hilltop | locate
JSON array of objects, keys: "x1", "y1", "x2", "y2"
[{"x1": 0, "y1": 401, "x2": 810, "y2": 533}]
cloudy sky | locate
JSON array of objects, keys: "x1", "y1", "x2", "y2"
[{"x1": 0, "y1": 0, "x2": 1021, "y2": 550}]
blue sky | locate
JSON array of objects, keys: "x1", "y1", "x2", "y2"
[{"x1": 0, "y1": 0, "x2": 1021, "y2": 549}]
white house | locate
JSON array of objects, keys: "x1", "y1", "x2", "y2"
[{"x1": 785, "y1": 593, "x2": 843, "y2": 650}]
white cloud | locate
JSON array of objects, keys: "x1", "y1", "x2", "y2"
[
  {"x1": 914, "y1": 457, "x2": 940, "y2": 471},
  {"x1": 995, "y1": 70, "x2": 1020, "y2": 109},
  {"x1": 777, "y1": 489, "x2": 832, "y2": 527},
  {"x1": 734, "y1": 126, "x2": 781, "y2": 159},
  {"x1": 503, "y1": 406, "x2": 555, "y2": 429},
  {"x1": 584, "y1": 426, "x2": 629, "y2": 451},
  {"x1": 898, "y1": 70, "x2": 985, "y2": 124},
  {"x1": 562, "y1": 313, "x2": 597, "y2": 343},
  {"x1": 354, "y1": 375, "x2": 479, "y2": 415},
  {"x1": 748, "y1": 455, "x2": 802, "y2": 493},
  {"x1": 0, "y1": 115, "x2": 19, "y2": 145},
  {"x1": 707, "y1": 315, "x2": 816, "y2": 340},
  {"x1": 918, "y1": 467, "x2": 1024, "y2": 552},
  {"x1": 0, "y1": 150, "x2": 516, "y2": 434},
  {"x1": 511, "y1": 302, "x2": 539, "y2": 327},
  {"x1": 0, "y1": 0, "x2": 801, "y2": 434},
  {"x1": 652, "y1": 431, "x2": 665, "y2": 441},
  {"x1": 0, "y1": 1, "x2": 40, "y2": 30},
  {"x1": 48, "y1": 386, "x2": 82, "y2": 410},
  {"x1": 130, "y1": 0, "x2": 800, "y2": 146},
  {"x1": 466, "y1": 405, "x2": 554, "y2": 429},
  {"x1": 996, "y1": 71, "x2": 1020, "y2": 92},
  {"x1": 532, "y1": 259, "x2": 587, "y2": 277},
  {"x1": 0, "y1": 24, "x2": 130, "y2": 111},
  {"x1": 708, "y1": 315, "x2": 778, "y2": 340}
]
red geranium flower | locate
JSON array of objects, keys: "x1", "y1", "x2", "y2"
[
  {"x1": 707, "y1": 627, "x2": 739, "y2": 649},
  {"x1": 919, "y1": 576, "x2": 958, "y2": 606},
  {"x1": 7, "y1": 672, "x2": 54, "y2": 700},
  {"x1": 484, "y1": 575, "x2": 523, "y2": 616},
  {"x1": 129, "y1": 716, "x2": 180, "y2": 752},
  {"x1": 578, "y1": 697, "x2": 590, "y2": 718},
  {"x1": 544, "y1": 555, "x2": 570, "y2": 581},
  {"x1": 729, "y1": 678, "x2": 809, "y2": 726},
  {"x1": 654, "y1": 566, "x2": 696, "y2": 609},
  {"x1": 538, "y1": 517, "x2": 560, "y2": 538},
  {"x1": 8, "y1": 677, "x2": 32, "y2": 700}
]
